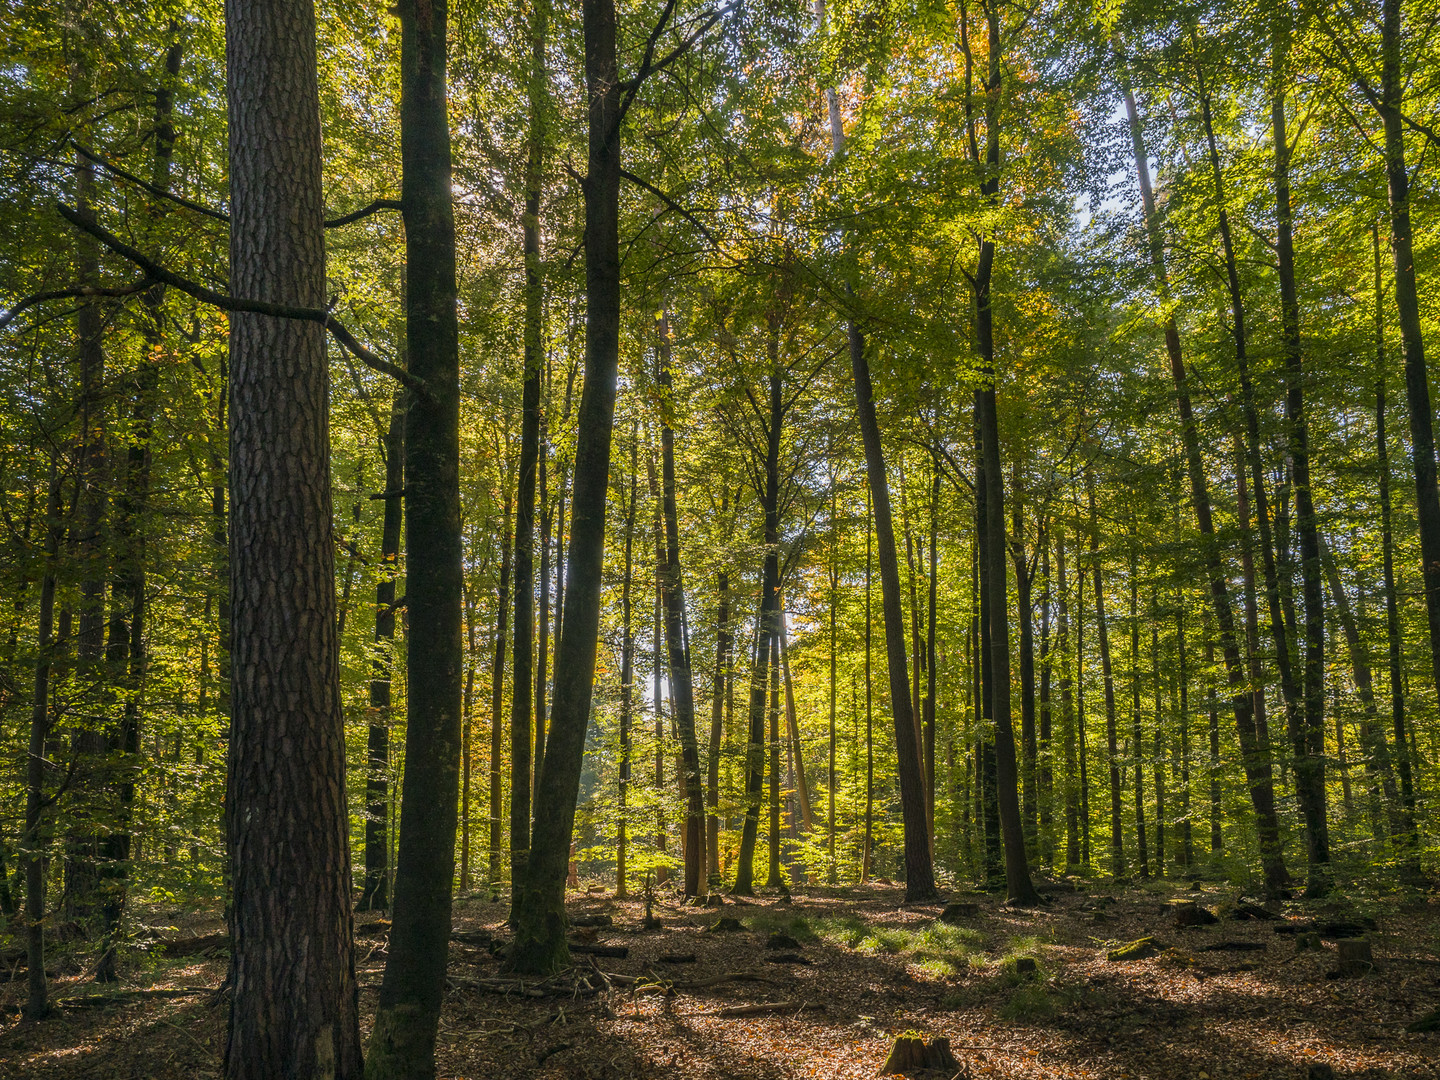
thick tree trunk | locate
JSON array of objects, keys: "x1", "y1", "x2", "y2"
[
  {"x1": 367, "y1": 0, "x2": 466, "y2": 1068},
  {"x1": 224, "y1": 0, "x2": 362, "y2": 1071},
  {"x1": 509, "y1": 0, "x2": 623, "y2": 968}
]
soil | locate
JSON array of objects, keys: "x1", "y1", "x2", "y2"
[{"x1": 3, "y1": 880, "x2": 1439, "y2": 1079}]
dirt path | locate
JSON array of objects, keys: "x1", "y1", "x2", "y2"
[{"x1": 3, "y1": 882, "x2": 1438, "y2": 1078}]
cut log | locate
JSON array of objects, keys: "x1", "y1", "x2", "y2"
[
  {"x1": 1170, "y1": 901, "x2": 1219, "y2": 928},
  {"x1": 157, "y1": 932, "x2": 230, "y2": 957},
  {"x1": 712, "y1": 1000, "x2": 823, "y2": 1018},
  {"x1": 571, "y1": 913, "x2": 614, "y2": 928},
  {"x1": 1107, "y1": 937, "x2": 1160, "y2": 961},
  {"x1": 881, "y1": 1035, "x2": 959, "y2": 1074},
  {"x1": 568, "y1": 943, "x2": 629, "y2": 958}
]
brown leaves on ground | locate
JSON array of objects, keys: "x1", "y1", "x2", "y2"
[{"x1": 3, "y1": 884, "x2": 1440, "y2": 1079}]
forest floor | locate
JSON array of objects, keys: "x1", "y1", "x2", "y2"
[{"x1": 2, "y1": 877, "x2": 1439, "y2": 1079}]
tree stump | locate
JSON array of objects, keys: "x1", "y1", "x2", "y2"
[
  {"x1": 1015, "y1": 957, "x2": 1038, "y2": 976},
  {"x1": 880, "y1": 1035, "x2": 959, "y2": 1074},
  {"x1": 1170, "y1": 901, "x2": 1218, "y2": 928},
  {"x1": 1333, "y1": 937, "x2": 1374, "y2": 977},
  {"x1": 939, "y1": 902, "x2": 979, "y2": 924}
]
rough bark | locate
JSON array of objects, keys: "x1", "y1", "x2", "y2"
[{"x1": 224, "y1": 0, "x2": 362, "y2": 1071}]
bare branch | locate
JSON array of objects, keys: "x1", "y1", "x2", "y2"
[
  {"x1": 55, "y1": 202, "x2": 429, "y2": 400},
  {"x1": 0, "y1": 280, "x2": 154, "y2": 332},
  {"x1": 325, "y1": 198, "x2": 405, "y2": 229},
  {"x1": 74, "y1": 141, "x2": 230, "y2": 222}
]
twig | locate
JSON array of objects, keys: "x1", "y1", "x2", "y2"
[{"x1": 710, "y1": 1000, "x2": 822, "y2": 1017}]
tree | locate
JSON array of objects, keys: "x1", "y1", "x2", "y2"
[{"x1": 223, "y1": 0, "x2": 362, "y2": 1074}]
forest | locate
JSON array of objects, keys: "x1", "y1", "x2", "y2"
[{"x1": 2, "y1": 0, "x2": 1440, "y2": 1075}]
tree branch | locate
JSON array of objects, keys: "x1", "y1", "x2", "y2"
[
  {"x1": 55, "y1": 203, "x2": 429, "y2": 400},
  {"x1": 74, "y1": 141, "x2": 231, "y2": 222},
  {"x1": 325, "y1": 198, "x2": 405, "y2": 229},
  {"x1": 0, "y1": 280, "x2": 155, "y2": 332},
  {"x1": 619, "y1": 167, "x2": 718, "y2": 247}
]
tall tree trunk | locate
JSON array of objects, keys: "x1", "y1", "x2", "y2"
[
  {"x1": 656, "y1": 311, "x2": 706, "y2": 896},
  {"x1": 1374, "y1": 223, "x2": 1422, "y2": 872},
  {"x1": 1077, "y1": 542, "x2": 1091, "y2": 868},
  {"x1": 1151, "y1": 616, "x2": 1165, "y2": 875},
  {"x1": 360, "y1": 398, "x2": 405, "y2": 912},
  {"x1": 64, "y1": 143, "x2": 111, "y2": 932},
  {"x1": 819, "y1": 0, "x2": 934, "y2": 900},
  {"x1": 1058, "y1": 526, "x2": 1078, "y2": 871},
  {"x1": 224, "y1": 0, "x2": 362, "y2": 1070},
  {"x1": 510, "y1": 0, "x2": 546, "y2": 907},
  {"x1": 775, "y1": 610, "x2": 814, "y2": 838},
  {"x1": 766, "y1": 624, "x2": 783, "y2": 887},
  {"x1": 509, "y1": 0, "x2": 625, "y2": 964},
  {"x1": 828, "y1": 480, "x2": 839, "y2": 881},
  {"x1": 707, "y1": 500, "x2": 731, "y2": 884},
  {"x1": 1205, "y1": 618, "x2": 1222, "y2": 855},
  {"x1": 1038, "y1": 526, "x2": 1054, "y2": 868},
  {"x1": 1177, "y1": 607, "x2": 1193, "y2": 866},
  {"x1": 23, "y1": 467, "x2": 63, "y2": 1019},
  {"x1": 1378, "y1": 0, "x2": 1440, "y2": 711},
  {"x1": 970, "y1": 0, "x2": 1037, "y2": 904},
  {"x1": 1089, "y1": 481, "x2": 1124, "y2": 878},
  {"x1": 1319, "y1": 537, "x2": 1403, "y2": 832},
  {"x1": 1199, "y1": 62, "x2": 1327, "y2": 891},
  {"x1": 1271, "y1": 10, "x2": 1331, "y2": 895},
  {"x1": 925, "y1": 465, "x2": 939, "y2": 848},
  {"x1": 617, "y1": 432, "x2": 637, "y2": 898},
  {"x1": 367, "y1": 0, "x2": 466, "y2": 1067},
  {"x1": 1012, "y1": 468, "x2": 1038, "y2": 858},
  {"x1": 94, "y1": 36, "x2": 185, "y2": 979},
  {"x1": 1129, "y1": 549, "x2": 1148, "y2": 880},
  {"x1": 1120, "y1": 64, "x2": 1287, "y2": 896},
  {"x1": 862, "y1": 487, "x2": 875, "y2": 882},
  {"x1": 735, "y1": 357, "x2": 784, "y2": 894}
]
